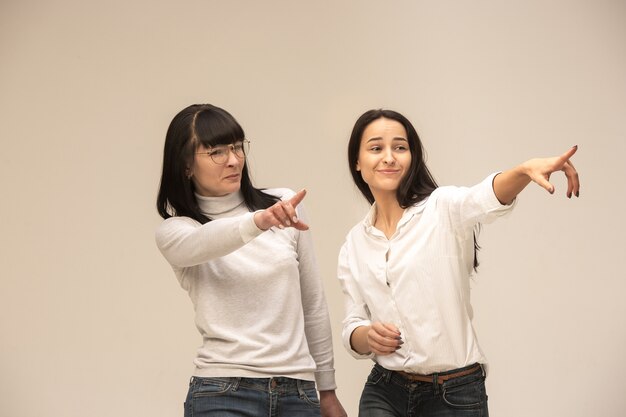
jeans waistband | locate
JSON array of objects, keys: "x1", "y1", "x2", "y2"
[
  {"x1": 190, "y1": 376, "x2": 316, "y2": 394},
  {"x1": 374, "y1": 362, "x2": 484, "y2": 387}
]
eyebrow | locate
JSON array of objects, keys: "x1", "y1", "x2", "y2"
[{"x1": 366, "y1": 136, "x2": 408, "y2": 143}]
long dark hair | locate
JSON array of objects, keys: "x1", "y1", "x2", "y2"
[
  {"x1": 156, "y1": 104, "x2": 279, "y2": 223},
  {"x1": 348, "y1": 109, "x2": 438, "y2": 207},
  {"x1": 347, "y1": 109, "x2": 480, "y2": 269}
]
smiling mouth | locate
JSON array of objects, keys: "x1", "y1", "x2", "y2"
[{"x1": 224, "y1": 174, "x2": 241, "y2": 180}]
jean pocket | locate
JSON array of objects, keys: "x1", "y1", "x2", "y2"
[
  {"x1": 442, "y1": 377, "x2": 487, "y2": 410},
  {"x1": 191, "y1": 377, "x2": 234, "y2": 398},
  {"x1": 299, "y1": 388, "x2": 321, "y2": 407}
]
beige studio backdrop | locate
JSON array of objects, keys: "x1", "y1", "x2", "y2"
[{"x1": 1, "y1": 0, "x2": 625, "y2": 416}]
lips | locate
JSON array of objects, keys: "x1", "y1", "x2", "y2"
[{"x1": 223, "y1": 173, "x2": 241, "y2": 180}]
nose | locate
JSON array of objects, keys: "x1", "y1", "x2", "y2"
[
  {"x1": 225, "y1": 147, "x2": 240, "y2": 166},
  {"x1": 382, "y1": 149, "x2": 396, "y2": 165}
]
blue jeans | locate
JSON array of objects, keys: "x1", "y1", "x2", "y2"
[
  {"x1": 184, "y1": 376, "x2": 321, "y2": 417},
  {"x1": 359, "y1": 363, "x2": 489, "y2": 417}
]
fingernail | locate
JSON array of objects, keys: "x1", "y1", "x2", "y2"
[
  {"x1": 278, "y1": 224, "x2": 284, "y2": 229},
  {"x1": 568, "y1": 193, "x2": 571, "y2": 199},
  {"x1": 576, "y1": 191, "x2": 580, "y2": 197},
  {"x1": 292, "y1": 216, "x2": 298, "y2": 223},
  {"x1": 285, "y1": 220, "x2": 291, "y2": 226}
]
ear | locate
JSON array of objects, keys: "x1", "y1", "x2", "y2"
[
  {"x1": 185, "y1": 167, "x2": 193, "y2": 179},
  {"x1": 356, "y1": 160, "x2": 361, "y2": 171}
]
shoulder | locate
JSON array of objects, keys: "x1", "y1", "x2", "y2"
[
  {"x1": 343, "y1": 213, "x2": 369, "y2": 242},
  {"x1": 431, "y1": 185, "x2": 465, "y2": 197},
  {"x1": 426, "y1": 185, "x2": 471, "y2": 205}
]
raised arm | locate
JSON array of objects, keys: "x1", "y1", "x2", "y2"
[
  {"x1": 493, "y1": 146, "x2": 580, "y2": 205},
  {"x1": 156, "y1": 190, "x2": 310, "y2": 268}
]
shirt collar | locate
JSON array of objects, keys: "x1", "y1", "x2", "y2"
[
  {"x1": 195, "y1": 191, "x2": 245, "y2": 217},
  {"x1": 363, "y1": 197, "x2": 429, "y2": 237}
]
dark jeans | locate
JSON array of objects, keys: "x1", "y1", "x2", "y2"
[
  {"x1": 184, "y1": 376, "x2": 321, "y2": 417},
  {"x1": 359, "y1": 363, "x2": 489, "y2": 417}
]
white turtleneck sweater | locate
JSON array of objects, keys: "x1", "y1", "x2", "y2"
[{"x1": 155, "y1": 188, "x2": 336, "y2": 390}]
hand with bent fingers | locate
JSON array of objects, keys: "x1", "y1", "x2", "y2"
[
  {"x1": 525, "y1": 145, "x2": 581, "y2": 198},
  {"x1": 254, "y1": 189, "x2": 310, "y2": 231},
  {"x1": 367, "y1": 322, "x2": 403, "y2": 356}
]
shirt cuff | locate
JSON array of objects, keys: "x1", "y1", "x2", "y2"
[
  {"x1": 238, "y1": 211, "x2": 265, "y2": 243},
  {"x1": 343, "y1": 321, "x2": 375, "y2": 360},
  {"x1": 315, "y1": 369, "x2": 337, "y2": 391},
  {"x1": 482, "y1": 172, "x2": 518, "y2": 214}
]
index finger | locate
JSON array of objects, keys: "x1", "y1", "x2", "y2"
[
  {"x1": 558, "y1": 145, "x2": 578, "y2": 164},
  {"x1": 289, "y1": 188, "x2": 307, "y2": 207},
  {"x1": 382, "y1": 322, "x2": 401, "y2": 336},
  {"x1": 372, "y1": 322, "x2": 400, "y2": 337}
]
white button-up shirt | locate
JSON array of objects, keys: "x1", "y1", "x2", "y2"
[{"x1": 338, "y1": 173, "x2": 515, "y2": 374}]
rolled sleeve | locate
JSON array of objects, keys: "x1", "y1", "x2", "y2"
[{"x1": 342, "y1": 320, "x2": 375, "y2": 360}]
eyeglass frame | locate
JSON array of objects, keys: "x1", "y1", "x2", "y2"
[{"x1": 195, "y1": 139, "x2": 250, "y2": 165}]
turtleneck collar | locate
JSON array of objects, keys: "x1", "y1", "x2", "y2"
[{"x1": 195, "y1": 191, "x2": 246, "y2": 217}]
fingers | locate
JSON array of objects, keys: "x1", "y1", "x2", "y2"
[
  {"x1": 533, "y1": 174, "x2": 555, "y2": 194},
  {"x1": 559, "y1": 145, "x2": 578, "y2": 163},
  {"x1": 368, "y1": 322, "x2": 402, "y2": 356},
  {"x1": 259, "y1": 191, "x2": 310, "y2": 231},
  {"x1": 527, "y1": 145, "x2": 580, "y2": 197},
  {"x1": 563, "y1": 160, "x2": 581, "y2": 198},
  {"x1": 289, "y1": 188, "x2": 307, "y2": 207},
  {"x1": 558, "y1": 146, "x2": 580, "y2": 198}
]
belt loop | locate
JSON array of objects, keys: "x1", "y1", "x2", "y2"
[
  {"x1": 384, "y1": 367, "x2": 392, "y2": 383},
  {"x1": 432, "y1": 372, "x2": 440, "y2": 395},
  {"x1": 231, "y1": 377, "x2": 241, "y2": 392}
]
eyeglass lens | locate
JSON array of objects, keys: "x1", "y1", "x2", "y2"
[{"x1": 209, "y1": 141, "x2": 249, "y2": 164}]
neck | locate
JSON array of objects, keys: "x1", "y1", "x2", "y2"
[
  {"x1": 372, "y1": 191, "x2": 404, "y2": 239},
  {"x1": 195, "y1": 190, "x2": 245, "y2": 217}
]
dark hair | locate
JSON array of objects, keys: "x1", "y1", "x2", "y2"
[
  {"x1": 156, "y1": 104, "x2": 279, "y2": 223},
  {"x1": 348, "y1": 109, "x2": 438, "y2": 207},
  {"x1": 347, "y1": 108, "x2": 480, "y2": 269}
]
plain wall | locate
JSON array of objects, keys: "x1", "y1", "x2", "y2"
[{"x1": 1, "y1": 1, "x2": 625, "y2": 416}]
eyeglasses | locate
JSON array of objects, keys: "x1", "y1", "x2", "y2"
[{"x1": 196, "y1": 140, "x2": 250, "y2": 165}]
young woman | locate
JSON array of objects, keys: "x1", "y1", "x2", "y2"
[
  {"x1": 156, "y1": 104, "x2": 346, "y2": 417},
  {"x1": 338, "y1": 109, "x2": 580, "y2": 416}
]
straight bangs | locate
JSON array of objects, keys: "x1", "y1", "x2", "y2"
[{"x1": 192, "y1": 108, "x2": 245, "y2": 149}]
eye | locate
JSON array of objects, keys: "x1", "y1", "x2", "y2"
[
  {"x1": 394, "y1": 145, "x2": 409, "y2": 152},
  {"x1": 210, "y1": 148, "x2": 227, "y2": 157},
  {"x1": 233, "y1": 143, "x2": 244, "y2": 152},
  {"x1": 369, "y1": 146, "x2": 382, "y2": 152}
]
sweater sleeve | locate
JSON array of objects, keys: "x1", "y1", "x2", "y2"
[
  {"x1": 337, "y1": 243, "x2": 375, "y2": 360},
  {"x1": 155, "y1": 212, "x2": 264, "y2": 268},
  {"x1": 294, "y1": 202, "x2": 337, "y2": 391}
]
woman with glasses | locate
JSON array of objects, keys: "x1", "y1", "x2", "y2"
[
  {"x1": 338, "y1": 109, "x2": 580, "y2": 417},
  {"x1": 156, "y1": 104, "x2": 346, "y2": 417}
]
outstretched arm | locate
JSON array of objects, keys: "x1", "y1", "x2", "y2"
[{"x1": 493, "y1": 146, "x2": 580, "y2": 205}]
